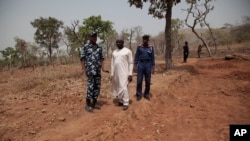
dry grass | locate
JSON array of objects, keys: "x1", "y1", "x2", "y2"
[{"x1": 10, "y1": 63, "x2": 83, "y2": 96}]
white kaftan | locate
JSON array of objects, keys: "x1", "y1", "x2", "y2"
[{"x1": 111, "y1": 47, "x2": 133, "y2": 106}]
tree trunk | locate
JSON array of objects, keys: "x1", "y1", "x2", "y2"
[
  {"x1": 204, "y1": 20, "x2": 217, "y2": 54},
  {"x1": 165, "y1": 3, "x2": 173, "y2": 70},
  {"x1": 191, "y1": 28, "x2": 211, "y2": 57},
  {"x1": 49, "y1": 47, "x2": 52, "y2": 64}
]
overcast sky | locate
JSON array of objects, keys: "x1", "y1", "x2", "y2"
[{"x1": 0, "y1": 0, "x2": 249, "y2": 50}]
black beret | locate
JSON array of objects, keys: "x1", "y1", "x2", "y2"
[
  {"x1": 89, "y1": 31, "x2": 97, "y2": 37},
  {"x1": 142, "y1": 35, "x2": 150, "y2": 39}
]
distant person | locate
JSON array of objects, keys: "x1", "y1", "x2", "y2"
[
  {"x1": 80, "y1": 31, "x2": 109, "y2": 112},
  {"x1": 111, "y1": 36, "x2": 133, "y2": 110},
  {"x1": 183, "y1": 41, "x2": 189, "y2": 62},
  {"x1": 197, "y1": 44, "x2": 202, "y2": 58},
  {"x1": 134, "y1": 35, "x2": 155, "y2": 101}
]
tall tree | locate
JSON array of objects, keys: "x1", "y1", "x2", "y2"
[
  {"x1": 128, "y1": 0, "x2": 181, "y2": 70},
  {"x1": 79, "y1": 15, "x2": 113, "y2": 43},
  {"x1": 15, "y1": 37, "x2": 28, "y2": 67},
  {"x1": 69, "y1": 16, "x2": 114, "y2": 56},
  {"x1": 31, "y1": 17, "x2": 63, "y2": 63},
  {"x1": 63, "y1": 25, "x2": 82, "y2": 62},
  {"x1": 99, "y1": 20, "x2": 115, "y2": 57}
]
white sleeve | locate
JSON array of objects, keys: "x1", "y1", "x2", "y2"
[{"x1": 128, "y1": 50, "x2": 133, "y2": 75}]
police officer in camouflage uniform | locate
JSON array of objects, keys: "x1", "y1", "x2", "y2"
[
  {"x1": 80, "y1": 31, "x2": 108, "y2": 112},
  {"x1": 134, "y1": 35, "x2": 155, "y2": 101}
]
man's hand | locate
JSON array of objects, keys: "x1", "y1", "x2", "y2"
[
  {"x1": 82, "y1": 67, "x2": 85, "y2": 74},
  {"x1": 151, "y1": 67, "x2": 155, "y2": 74},
  {"x1": 133, "y1": 68, "x2": 137, "y2": 73},
  {"x1": 102, "y1": 68, "x2": 109, "y2": 73},
  {"x1": 110, "y1": 76, "x2": 113, "y2": 81},
  {"x1": 80, "y1": 60, "x2": 85, "y2": 74},
  {"x1": 128, "y1": 75, "x2": 132, "y2": 82}
]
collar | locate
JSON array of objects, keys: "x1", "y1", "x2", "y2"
[{"x1": 140, "y1": 44, "x2": 152, "y2": 47}]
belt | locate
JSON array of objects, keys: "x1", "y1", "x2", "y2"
[{"x1": 140, "y1": 59, "x2": 150, "y2": 63}]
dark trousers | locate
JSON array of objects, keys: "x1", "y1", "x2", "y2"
[
  {"x1": 197, "y1": 51, "x2": 201, "y2": 58},
  {"x1": 86, "y1": 75, "x2": 101, "y2": 101},
  {"x1": 184, "y1": 52, "x2": 189, "y2": 62},
  {"x1": 136, "y1": 62, "x2": 152, "y2": 97}
]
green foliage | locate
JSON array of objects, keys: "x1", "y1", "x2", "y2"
[
  {"x1": 0, "y1": 47, "x2": 20, "y2": 68},
  {"x1": 171, "y1": 18, "x2": 184, "y2": 48},
  {"x1": 31, "y1": 17, "x2": 63, "y2": 63},
  {"x1": 128, "y1": 0, "x2": 181, "y2": 18},
  {"x1": 78, "y1": 15, "x2": 113, "y2": 42},
  {"x1": 63, "y1": 15, "x2": 114, "y2": 59},
  {"x1": 15, "y1": 37, "x2": 28, "y2": 66},
  {"x1": 64, "y1": 26, "x2": 77, "y2": 44},
  {"x1": 14, "y1": 38, "x2": 40, "y2": 67},
  {"x1": 63, "y1": 26, "x2": 81, "y2": 54},
  {"x1": 171, "y1": 18, "x2": 184, "y2": 36}
]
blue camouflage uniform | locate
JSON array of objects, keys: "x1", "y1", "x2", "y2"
[
  {"x1": 80, "y1": 43, "x2": 104, "y2": 101},
  {"x1": 134, "y1": 44, "x2": 155, "y2": 98}
]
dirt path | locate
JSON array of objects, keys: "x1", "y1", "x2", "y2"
[{"x1": 1, "y1": 57, "x2": 250, "y2": 141}]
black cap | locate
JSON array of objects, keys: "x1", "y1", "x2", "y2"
[
  {"x1": 89, "y1": 31, "x2": 97, "y2": 37},
  {"x1": 142, "y1": 34, "x2": 150, "y2": 39}
]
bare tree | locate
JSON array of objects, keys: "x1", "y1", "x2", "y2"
[
  {"x1": 70, "y1": 20, "x2": 85, "y2": 46},
  {"x1": 202, "y1": 3, "x2": 217, "y2": 54},
  {"x1": 184, "y1": 0, "x2": 215, "y2": 57},
  {"x1": 134, "y1": 26, "x2": 143, "y2": 44}
]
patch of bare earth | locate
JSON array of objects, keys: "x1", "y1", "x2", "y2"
[{"x1": 1, "y1": 55, "x2": 250, "y2": 141}]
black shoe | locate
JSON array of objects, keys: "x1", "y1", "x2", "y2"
[
  {"x1": 123, "y1": 105, "x2": 128, "y2": 110},
  {"x1": 144, "y1": 95, "x2": 150, "y2": 100},
  {"x1": 93, "y1": 103, "x2": 101, "y2": 109},
  {"x1": 136, "y1": 96, "x2": 142, "y2": 101},
  {"x1": 116, "y1": 102, "x2": 123, "y2": 106},
  {"x1": 85, "y1": 105, "x2": 93, "y2": 112},
  {"x1": 92, "y1": 99, "x2": 101, "y2": 109}
]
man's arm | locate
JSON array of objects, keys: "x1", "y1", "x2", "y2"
[
  {"x1": 151, "y1": 47, "x2": 155, "y2": 74},
  {"x1": 80, "y1": 59, "x2": 85, "y2": 74},
  {"x1": 101, "y1": 59, "x2": 109, "y2": 73},
  {"x1": 128, "y1": 50, "x2": 133, "y2": 82},
  {"x1": 99, "y1": 46, "x2": 109, "y2": 73},
  {"x1": 134, "y1": 46, "x2": 139, "y2": 65},
  {"x1": 133, "y1": 47, "x2": 139, "y2": 73},
  {"x1": 80, "y1": 46, "x2": 85, "y2": 74}
]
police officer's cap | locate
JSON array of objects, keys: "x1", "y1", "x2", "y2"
[
  {"x1": 142, "y1": 35, "x2": 150, "y2": 39},
  {"x1": 89, "y1": 31, "x2": 97, "y2": 37}
]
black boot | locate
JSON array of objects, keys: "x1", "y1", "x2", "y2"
[
  {"x1": 93, "y1": 99, "x2": 101, "y2": 110},
  {"x1": 85, "y1": 99, "x2": 93, "y2": 112}
]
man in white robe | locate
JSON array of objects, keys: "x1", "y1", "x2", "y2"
[{"x1": 111, "y1": 37, "x2": 133, "y2": 110}]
